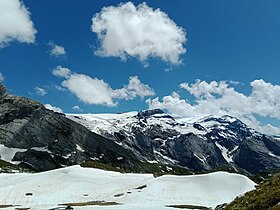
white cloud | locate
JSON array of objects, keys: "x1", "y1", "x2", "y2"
[
  {"x1": 72, "y1": 105, "x2": 82, "y2": 112},
  {"x1": 52, "y1": 66, "x2": 71, "y2": 78},
  {"x1": 35, "y1": 87, "x2": 47, "y2": 96},
  {"x1": 0, "y1": 0, "x2": 37, "y2": 47},
  {"x1": 92, "y1": 2, "x2": 186, "y2": 65},
  {"x1": 62, "y1": 73, "x2": 116, "y2": 106},
  {"x1": 54, "y1": 85, "x2": 66, "y2": 91},
  {"x1": 112, "y1": 76, "x2": 155, "y2": 100},
  {"x1": 48, "y1": 41, "x2": 66, "y2": 57},
  {"x1": 179, "y1": 80, "x2": 232, "y2": 99},
  {"x1": 146, "y1": 92, "x2": 194, "y2": 118},
  {"x1": 53, "y1": 67, "x2": 155, "y2": 107},
  {"x1": 0, "y1": 72, "x2": 4, "y2": 83},
  {"x1": 147, "y1": 80, "x2": 280, "y2": 135},
  {"x1": 44, "y1": 104, "x2": 63, "y2": 113}
]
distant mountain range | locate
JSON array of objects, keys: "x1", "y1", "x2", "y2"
[
  {"x1": 0, "y1": 84, "x2": 280, "y2": 175},
  {"x1": 67, "y1": 109, "x2": 280, "y2": 175}
]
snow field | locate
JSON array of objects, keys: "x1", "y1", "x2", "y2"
[{"x1": 0, "y1": 165, "x2": 255, "y2": 210}]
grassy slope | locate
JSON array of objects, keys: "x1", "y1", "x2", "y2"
[
  {"x1": 80, "y1": 160, "x2": 193, "y2": 176},
  {"x1": 0, "y1": 159, "x2": 33, "y2": 173},
  {"x1": 222, "y1": 173, "x2": 280, "y2": 210}
]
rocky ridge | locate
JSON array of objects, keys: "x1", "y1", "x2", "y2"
[{"x1": 68, "y1": 109, "x2": 280, "y2": 174}]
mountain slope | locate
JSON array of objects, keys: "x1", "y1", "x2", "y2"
[
  {"x1": 67, "y1": 109, "x2": 280, "y2": 174},
  {"x1": 0, "y1": 85, "x2": 137, "y2": 171}
]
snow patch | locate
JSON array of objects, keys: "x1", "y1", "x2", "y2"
[
  {"x1": 215, "y1": 142, "x2": 233, "y2": 163},
  {"x1": 268, "y1": 152, "x2": 280, "y2": 159},
  {"x1": 0, "y1": 144, "x2": 26, "y2": 163},
  {"x1": 0, "y1": 166, "x2": 255, "y2": 210},
  {"x1": 76, "y1": 144, "x2": 85, "y2": 152},
  {"x1": 194, "y1": 154, "x2": 207, "y2": 164}
]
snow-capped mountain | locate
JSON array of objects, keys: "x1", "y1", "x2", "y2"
[
  {"x1": 67, "y1": 109, "x2": 280, "y2": 174},
  {"x1": 0, "y1": 84, "x2": 279, "y2": 175}
]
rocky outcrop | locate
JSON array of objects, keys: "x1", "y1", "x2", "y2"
[{"x1": 0, "y1": 90, "x2": 137, "y2": 171}]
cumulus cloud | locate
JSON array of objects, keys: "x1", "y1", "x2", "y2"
[
  {"x1": 62, "y1": 74, "x2": 116, "y2": 106},
  {"x1": 0, "y1": 72, "x2": 4, "y2": 83},
  {"x1": 35, "y1": 87, "x2": 47, "y2": 96},
  {"x1": 48, "y1": 41, "x2": 66, "y2": 57},
  {"x1": 147, "y1": 79, "x2": 280, "y2": 135},
  {"x1": 72, "y1": 105, "x2": 82, "y2": 112},
  {"x1": 92, "y1": 2, "x2": 186, "y2": 65},
  {"x1": 44, "y1": 104, "x2": 63, "y2": 113},
  {"x1": 53, "y1": 66, "x2": 155, "y2": 106},
  {"x1": 0, "y1": 0, "x2": 37, "y2": 47},
  {"x1": 112, "y1": 76, "x2": 156, "y2": 100}
]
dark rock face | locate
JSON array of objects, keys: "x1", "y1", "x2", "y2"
[
  {"x1": 165, "y1": 134, "x2": 226, "y2": 171},
  {"x1": 0, "y1": 93, "x2": 136, "y2": 171},
  {"x1": 137, "y1": 109, "x2": 164, "y2": 119},
  {"x1": 233, "y1": 136, "x2": 280, "y2": 174},
  {"x1": 13, "y1": 149, "x2": 62, "y2": 171}
]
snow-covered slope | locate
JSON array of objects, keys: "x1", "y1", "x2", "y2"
[
  {"x1": 0, "y1": 165, "x2": 255, "y2": 210},
  {"x1": 67, "y1": 109, "x2": 280, "y2": 174}
]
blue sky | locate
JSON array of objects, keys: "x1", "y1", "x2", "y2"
[{"x1": 0, "y1": 0, "x2": 280, "y2": 134}]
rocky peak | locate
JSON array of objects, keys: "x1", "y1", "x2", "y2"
[
  {"x1": 0, "y1": 83, "x2": 7, "y2": 96},
  {"x1": 137, "y1": 109, "x2": 164, "y2": 119}
]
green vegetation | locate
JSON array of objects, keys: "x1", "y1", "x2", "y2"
[
  {"x1": 0, "y1": 159, "x2": 32, "y2": 173},
  {"x1": 250, "y1": 168, "x2": 280, "y2": 184},
  {"x1": 0, "y1": 205, "x2": 13, "y2": 208},
  {"x1": 222, "y1": 173, "x2": 280, "y2": 210},
  {"x1": 166, "y1": 204, "x2": 211, "y2": 209},
  {"x1": 127, "y1": 161, "x2": 193, "y2": 176},
  {"x1": 60, "y1": 201, "x2": 120, "y2": 206},
  {"x1": 133, "y1": 184, "x2": 147, "y2": 190},
  {"x1": 80, "y1": 161, "x2": 123, "y2": 172},
  {"x1": 80, "y1": 160, "x2": 193, "y2": 176}
]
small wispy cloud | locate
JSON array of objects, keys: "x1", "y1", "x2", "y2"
[
  {"x1": 0, "y1": 72, "x2": 4, "y2": 83},
  {"x1": 52, "y1": 66, "x2": 71, "y2": 78},
  {"x1": 45, "y1": 104, "x2": 63, "y2": 113},
  {"x1": 72, "y1": 105, "x2": 82, "y2": 112},
  {"x1": 35, "y1": 87, "x2": 47, "y2": 96},
  {"x1": 48, "y1": 41, "x2": 66, "y2": 57}
]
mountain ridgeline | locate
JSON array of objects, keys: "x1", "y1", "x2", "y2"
[
  {"x1": 0, "y1": 84, "x2": 280, "y2": 175},
  {"x1": 67, "y1": 109, "x2": 280, "y2": 175}
]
